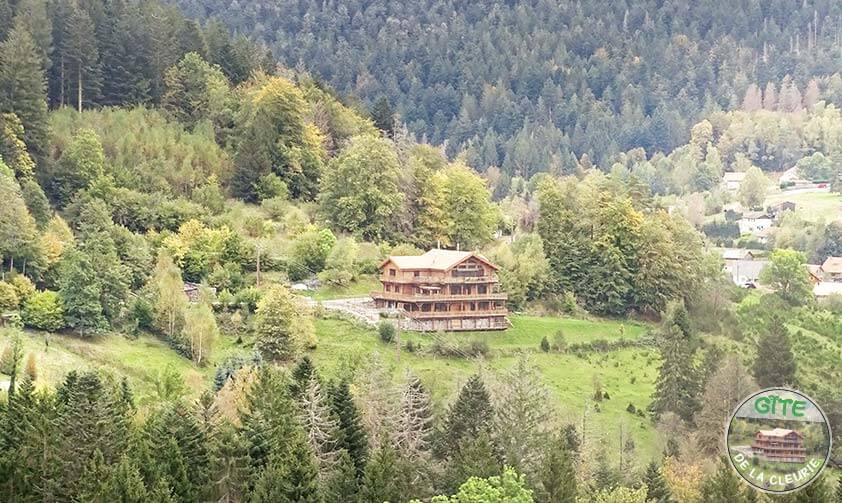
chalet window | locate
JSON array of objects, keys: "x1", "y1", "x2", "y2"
[
  {"x1": 389, "y1": 269, "x2": 396, "y2": 276},
  {"x1": 478, "y1": 285, "x2": 487, "y2": 294},
  {"x1": 413, "y1": 271, "x2": 420, "y2": 277}
]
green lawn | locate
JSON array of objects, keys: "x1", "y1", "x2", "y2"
[
  {"x1": 310, "y1": 315, "x2": 662, "y2": 460},
  {"x1": 764, "y1": 191, "x2": 842, "y2": 222},
  {"x1": 0, "y1": 313, "x2": 662, "y2": 461},
  {"x1": 304, "y1": 275, "x2": 382, "y2": 301}
]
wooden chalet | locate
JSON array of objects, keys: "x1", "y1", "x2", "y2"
[
  {"x1": 751, "y1": 428, "x2": 807, "y2": 463},
  {"x1": 372, "y1": 249, "x2": 509, "y2": 331}
]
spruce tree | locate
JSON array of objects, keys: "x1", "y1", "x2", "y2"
[
  {"x1": 359, "y1": 438, "x2": 401, "y2": 503},
  {"x1": 641, "y1": 461, "x2": 673, "y2": 503},
  {"x1": 443, "y1": 432, "x2": 501, "y2": 495},
  {"x1": 537, "y1": 434, "x2": 577, "y2": 503},
  {"x1": 60, "y1": 2, "x2": 100, "y2": 111},
  {"x1": 700, "y1": 458, "x2": 748, "y2": 503},
  {"x1": 290, "y1": 355, "x2": 316, "y2": 399},
  {"x1": 208, "y1": 421, "x2": 251, "y2": 503},
  {"x1": 100, "y1": 455, "x2": 148, "y2": 503},
  {"x1": 328, "y1": 378, "x2": 368, "y2": 479},
  {"x1": 753, "y1": 315, "x2": 797, "y2": 388},
  {"x1": 250, "y1": 434, "x2": 321, "y2": 503},
  {"x1": 297, "y1": 373, "x2": 340, "y2": 478},
  {"x1": 323, "y1": 449, "x2": 358, "y2": 503},
  {"x1": 0, "y1": 24, "x2": 49, "y2": 161},
  {"x1": 649, "y1": 321, "x2": 700, "y2": 422},
  {"x1": 437, "y1": 373, "x2": 495, "y2": 457}
]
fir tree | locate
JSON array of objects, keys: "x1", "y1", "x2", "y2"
[
  {"x1": 290, "y1": 355, "x2": 316, "y2": 399},
  {"x1": 100, "y1": 455, "x2": 149, "y2": 503},
  {"x1": 437, "y1": 373, "x2": 495, "y2": 458},
  {"x1": 536, "y1": 434, "x2": 577, "y2": 503},
  {"x1": 753, "y1": 315, "x2": 797, "y2": 388},
  {"x1": 208, "y1": 421, "x2": 251, "y2": 503},
  {"x1": 0, "y1": 24, "x2": 49, "y2": 160},
  {"x1": 359, "y1": 438, "x2": 401, "y2": 503},
  {"x1": 442, "y1": 432, "x2": 501, "y2": 495},
  {"x1": 371, "y1": 96, "x2": 395, "y2": 137},
  {"x1": 59, "y1": 3, "x2": 100, "y2": 111},
  {"x1": 649, "y1": 321, "x2": 700, "y2": 422},
  {"x1": 641, "y1": 461, "x2": 673, "y2": 503},
  {"x1": 700, "y1": 458, "x2": 748, "y2": 503},
  {"x1": 395, "y1": 371, "x2": 434, "y2": 457},
  {"x1": 322, "y1": 449, "x2": 358, "y2": 503},
  {"x1": 250, "y1": 433, "x2": 321, "y2": 503},
  {"x1": 328, "y1": 378, "x2": 368, "y2": 479}
]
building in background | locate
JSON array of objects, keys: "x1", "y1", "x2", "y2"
[{"x1": 751, "y1": 428, "x2": 807, "y2": 463}]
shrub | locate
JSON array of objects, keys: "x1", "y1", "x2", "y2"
[
  {"x1": 626, "y1": 403, "x2": 637, "y2": 414},
  {"x1": 0, "y1": 282, "x2": 20, "y2": 312},
  {"x1": 552, "y1": 330, "x2": 567, "y2": 352},
  {"x1": 539, "y1": 335, "x2": 550, "y2": 352},
  {"x1": 21, "y1": 291, "x2": 66, "y2": 331},
  {"x1": 25, "y1": 353, "x2": 37, "y2": 381},
  {"x1": 378, "y1": 321, "x2": 396, "y2": 343},
  {"x1": 9, "y1": 275, "x2": 35, "y2": 301}
]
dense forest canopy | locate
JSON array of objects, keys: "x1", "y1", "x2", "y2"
[{"x1": 173, "y1": 0, "x2": 842, "y2": 181}]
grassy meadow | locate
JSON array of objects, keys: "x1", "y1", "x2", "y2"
[
  {"x1": 764, "y1": 190, "x2": 842, "y2": 222},
  {"x1": 0, "y1": 312, "x2": 664, "y2": 461}
]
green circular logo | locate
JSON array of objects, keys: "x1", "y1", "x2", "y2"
[{"x1": 726, "y1": 388, "x2": 832, "y2": 494}]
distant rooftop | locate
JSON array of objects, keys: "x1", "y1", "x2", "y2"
[
  {"x1": 814, "y1": 282, "x2": 842, "y2": 297},
  {"x1": 821, "y1": 256, "x2": 842, "y2": 274},
  {"x1": 723, "y1": 172, "x2": 747, "y2": 182}
]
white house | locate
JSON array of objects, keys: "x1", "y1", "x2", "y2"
[
  {"x1": 723, "y1": 172, "x2": 747, "y2": 191},
  {"x1": 814, "y1": 282, "x2": 842, "y2": 299},
  {"x1": 738, "y1": 211, "x2": 773, "y2": 236},
  {"x1": 724, "y1": 259, "x2": 769, "y2": 287}
]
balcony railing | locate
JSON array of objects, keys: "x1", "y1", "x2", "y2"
[
  {"x1": 403, "y1": 308, "x2": 509, "y2": 319},
  {"x1": 371, "y1": 291, "x2": 508, "y2": 302}
]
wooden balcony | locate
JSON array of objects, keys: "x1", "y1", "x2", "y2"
[
  {"x1": 403, "y1": 308, "x2": 508, "y2": 320},
  {"x1": 371, "y1": 291, "x2": 508, "y2": 302}
]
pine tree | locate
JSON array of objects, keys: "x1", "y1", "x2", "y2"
[
  {"x1": 753, "y1": 315, "x2": 797, "y2": 388},
  {"x1": 641, "y1": 461, "x2": 673, "y2": 503},
  {"x1": 0, "y1": 24, "x2": 49, "y2": 161},
  {"x1": 494, "y1": 357, "x2": 554, "y2": 478},
  {"x1": 100, "y1": 455, "x2": 149, "y2": 503},
  {"x1": 60, "y1": 3, "x2": 100, "y2": 111},
  {"x1": 240, "y1": 367, "x2": 299, "y2": 470},
  {"x1": 700, "y1": 458, "x2": 748, "y2": 503},
  {"x1": 208, "y1": 421, "x2": 251, "y2": 503},
  {"x1": 289, "y1": 355, "x2": 316, "y2": 399},
  {"x1": 437, "y1": 373, "x2": 495, "y2": 458},
  {"x1": 371, "y1": 96, "x2": 395, "y2": 137},
  {"x1": 443, "y1": 431, "x2": 501, "y2": 494},
  {"x1": 250, "y1": 433, "x2": 321, "y2": 503},
  {"x1": 322, "y1": 449, "x2": 358, "y2": 502},
  {"x1": 649, "y1": 321, "x2": 700, "y2": 422},
  {"x1": 328, "y1": 378, "x2": 368, "y2": 479},
  {"x1": 359, "y1": 438, "x2": 401, "y2": 503},
  {"x1": 537, "y1": 434, "x2": 577, "y2": 503}
]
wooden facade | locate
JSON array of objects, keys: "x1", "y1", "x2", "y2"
[
  {"x1": 751, "y1": 428, "x2": 806, "y2": 463},
  {"x1": 371, "y1": 249, "x2": 509, "y2": 331}
]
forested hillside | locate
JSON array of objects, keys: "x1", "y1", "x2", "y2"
[
  {"x1": 1, "y1": 0, "x2": 842, "y2": 500},
  {"x1": 175, "y1": 0, "x2": 842, "y2": 180}
]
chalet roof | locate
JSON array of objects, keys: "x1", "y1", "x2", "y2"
[
  {"x1": 382, "y1": 249, "x2": 498, "y2": 271},
  {"x1": 757, "y1": 428, "x2": 802, "y2": 438},
  {"x1": 821, "y1": 256, "x2": 842, "y2": 274},
  {"x1": 722, "y1": 248, "x2": 755, "y2": 261},
  {"x1": 723, "y1": 172, "x2": 747, "y2": 182}
]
